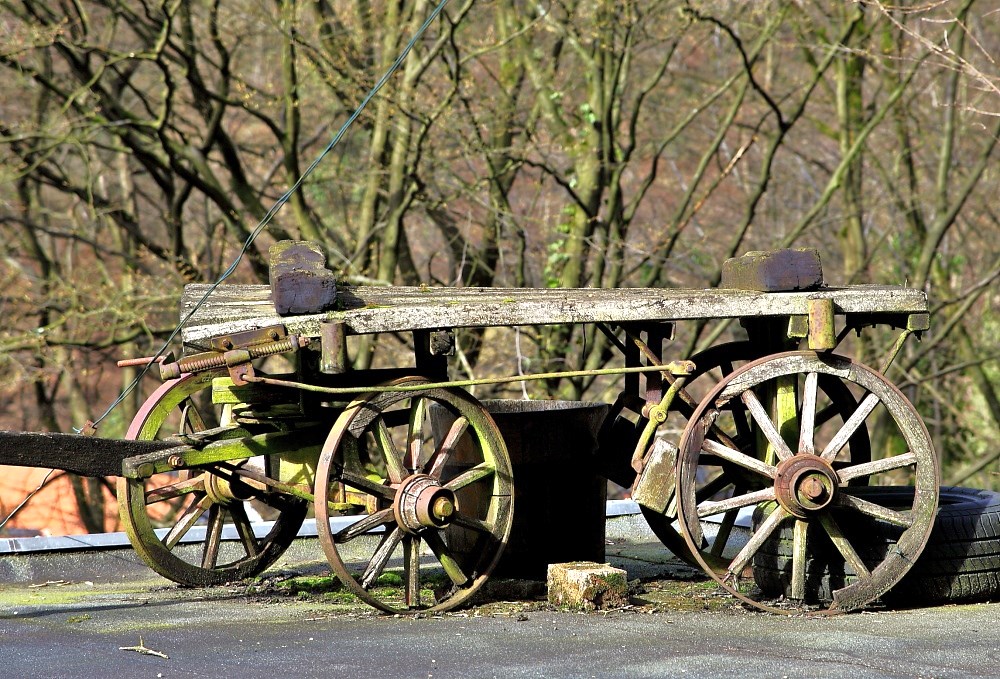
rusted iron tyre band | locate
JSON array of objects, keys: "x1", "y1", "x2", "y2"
[
  {"x1": 754, "y1": 486, "x2": 1000, "y2": 606},
  {"x1": 314, "y1": 378, "x2": 514, "y2": 614},
  {"x1": 118, "y1": 373, "x2": 307, "y2": 586},
  {"x1": 675, "y1": 351, "x2": 939, "y2": 615}
]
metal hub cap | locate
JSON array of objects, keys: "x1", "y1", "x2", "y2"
[
  {"x1": 774, "y1": 455, "x2": 839, "y2": 518},
  {"x1": 394, "y1": 474, "x2": 458, "y2": 533}
]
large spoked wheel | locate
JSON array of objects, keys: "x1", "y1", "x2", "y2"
[
  {"x1": 118, "y1": 372, "x2": 307, "y2": 586},
  {"x1": 315, "y1": 379, "x2": 513, "y2": 614},
  {"x1": 675, "y1": 351, "x2": 938, "y2": 614},
  {"x1": 639, "y1": 342, "x2": 871, "y2": 570}
]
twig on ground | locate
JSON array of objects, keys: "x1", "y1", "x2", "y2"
[{"x1": 119, "y1": 636, "x2": 169, "y2": 659}]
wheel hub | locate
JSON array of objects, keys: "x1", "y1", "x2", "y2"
[
  {"x1": 204, "y1": 468, "x2": 257, "y2": 505},
  {"x1": 394, "y1": 474, "x2": 458, "y2": 533},
  {"x1": 774, "y1": 455, "x2": 839, "y2": 518}
]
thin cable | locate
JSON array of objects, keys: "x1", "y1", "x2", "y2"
[
  {"x1": 0, "y1": 469, "x2": 57, "y2": 532},
  {"x1": 86, "y1": 0, "x2": 452, "y2": 431}
]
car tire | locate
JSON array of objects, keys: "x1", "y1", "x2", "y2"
[{"x1": 752, "y1": 486, "x2": 1000, "y2": 605}]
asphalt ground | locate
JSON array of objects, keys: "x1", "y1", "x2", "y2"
[{"x1": 1, "y1": 518, "x2": 998, "y2": 679}]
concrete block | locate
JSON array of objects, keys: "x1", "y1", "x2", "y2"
[{"x1": 547, "y1": 561, "x2": 628, "y2": 611}]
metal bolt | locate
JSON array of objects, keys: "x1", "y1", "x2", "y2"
[
  {"x1": 167, "y1": 454, "x2": 185, "y2": 468},
  {"x1": 432, "y1": 496, "x2": 455, "y2": 521},
  {"x1": 643, "y1": 404, "x2": 667, "y2": 423},
  {"x1": 800, "y1": 476, "x2": 825, "y2": 501}
]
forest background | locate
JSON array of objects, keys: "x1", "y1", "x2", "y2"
[{"x1": 1, "y1": 0, "x2": 999, "y2": 534}]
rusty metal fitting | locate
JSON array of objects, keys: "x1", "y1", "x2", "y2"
[
  {"x1": 117, "y1": 355, "x2": 168, "y2": 368},
  {"x1": 774, "y1": 455, "x2": 839, "y2": 518},
  {"x1": 664, "y1": 360, "x2": 696, "y2": 376},
  {"x1": 160, "y1": 353, "x2": 225, "y2": 380},
  {"x1": 431, "y1": 496, "x2": 455, "y2": 521},
  {"x1": 167, "y1": 454, "x2": 185, "y2": 468},
  {"x1": 807, "y1": 298, "x2": 837, "y2": 350},
  {"x1": 641, "y1": 403, "x2": 668, "y2": 423},
  {"x1": 203, "y1": 469, "x2": 255, "y2": 504},
  {"x1": 158, "y1": 334, "x2": 311, "y2": 381},
  {"x1": 393, "y1": 475, "x2": 458, "y2": 533},
  {"x1": 320, "y1": 321, "x2": 349, "y2": 374}
]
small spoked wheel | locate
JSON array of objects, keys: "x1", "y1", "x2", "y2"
[
  {"x1": 118, "y1": 373, "x2": 307, "y2": 586},
  {"x1": 314, "y1": 379, "x2": 513, "y2": 614},
  {"x1": 675, "y1": 351, "x2": 938, "y2": 614},
  {"x1": 638, "y1": 342, "x2": 871, "y2": 570}
]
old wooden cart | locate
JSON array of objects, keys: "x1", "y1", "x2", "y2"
[{"x1": 2, "y1": 248, "x2": 937, "y2": 615}]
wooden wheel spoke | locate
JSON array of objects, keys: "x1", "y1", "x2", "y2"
[
  {"x1": 714, "y1": 360, "x2": 751, "y2": 443},
  {"x1": 837, "y1": 452, "x2": 917, "y2": 483},
  {"x1": 725, "y1": 401, "x2": 754, "y2": 445},
  {"x1": 728, "y1": 504, "x2": 790, "y2": 578},
  {"x1": 798, "y1": 372, "x2": 819, "y2": 456},
  {"x1": 163, "y1": 493, "x2": 211, "y2": 549},
  {"x1": 687, "y1": 359, "x2": 746, "y2": 442},
  {"x1": 709, "y1": 489, "x2": 744, "y2": 558},
  {"x1": 702, "y1": 439, "x2": 776, "y2": 479},
  {"x1": 375, "y1": 419, "x2": 407, "y2": 484},
  {"x1": 404, "y1": 535, "x2": 422, "y2": 608},
  {"x1": 201, "y1": 503, "x2": 225, "y2": 569},
  {"x1": 334, "y1": 508, "x2": 394, "y2": 543},
  {"x1": 252, "y1": 490, "x2": 296, "y2": 513},
  {"x1": 741, "y1": 390, "x2": 794, "y2": 461},
  {"x1": 338, "y1": 469, "x2": 396, "y2": 501},
  {"x1": 424, "y1": 530, "x2": 470, "y2": 586},
  {"x1": 451, "y1": 511, "x2": 495, "y2": 535},
  {"x1": 426, "y1": 416, "x2": 469, "y2": 479},
  {"x1": 671, "y1": 389, "x2": 697, "y2": 419},
  {"x1": 672, "y1": 472, "x2": 733, "y2": 521},
  {"x1": 703, "y1": 429, "x2": 745, "y2": 461},
  {"x1": 145, "y1": 475, "x2": 206, "y2": 505},
  {"x1": 818, "y1": 513, "x2": 872, "y2": 579},
  {"x1": 178, "y1": 398, "x2": 207, "y2": 434},
  {"x1": 407, "y1": 397, "x2": 427, "y2": 471},
  {"x1": 443, "y1": 462, "x2": 495, "y2": 491},
  {"x1": 694, "y1": 473, "x2": 733, "y2": 503},
  {"x1": 229, "y1": 502, "x2": 261, "y2": 558},
  {"x1": 360, "y1": 526, "x2": 404, "y2": 589},
  {"x1": 820, "y1": 393, "x2": 880, "y2": 461},
  {"x1": 814, "y1": 402, "x2": 840, "y2": 428},
  {"x1": 838, "y1": 491, "x2": 913, "y2": 528},
  {"x1": 697, "y1": 487, "x2": 775, "y2": 519},
  {"x1": 791, "y1": 519, "x2": 809, "y2": 600}
]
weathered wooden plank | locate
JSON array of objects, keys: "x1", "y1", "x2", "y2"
[
  {"x1": 0, "y1": 432, "x2": 178, "y2": 477},
  {"x1": 179, "y1": 284, "x2": 928, "y2": 346}
]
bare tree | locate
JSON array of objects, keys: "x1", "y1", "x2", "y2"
[{"x1": 3, "y1": 0, "x2": 1000, "y2": 533}]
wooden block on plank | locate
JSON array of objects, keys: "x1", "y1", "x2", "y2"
[
  {"x1": 720, "y1": 248, "x2": 823, "y2": 292},
  {"x1": 269, "y1": 240, "x2": 337, "y2": 316}
]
